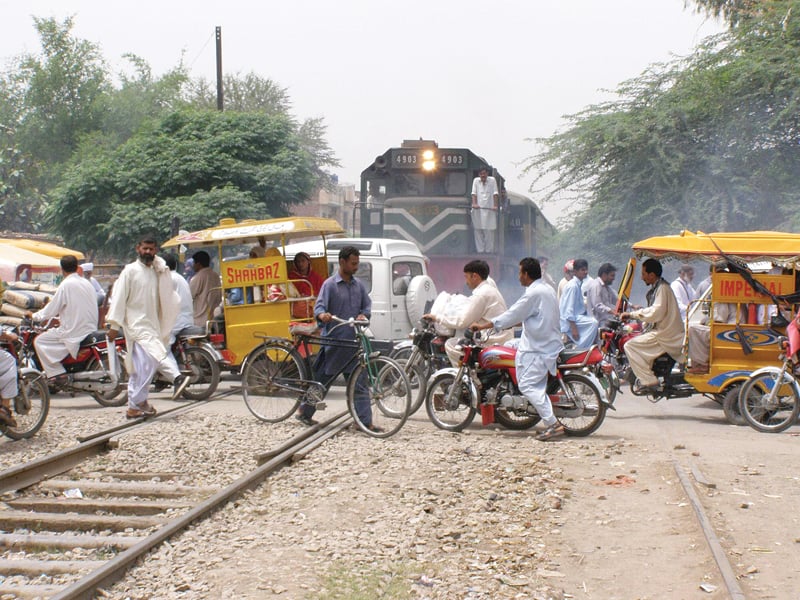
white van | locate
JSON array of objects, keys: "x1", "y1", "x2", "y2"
[{"x1": 281, "y1": 238, "x2": 436, "y2": 352}]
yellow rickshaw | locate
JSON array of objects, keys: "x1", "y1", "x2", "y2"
[
  {"x1": 614, "y1": 230, "x2": 800, "y2": 423},
  {"x1": 162, "y1": 217, "x2": 344, "y2": 370}
]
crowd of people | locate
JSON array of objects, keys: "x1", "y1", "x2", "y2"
[{"x1": 4, "y1": 227, "x2": 771, "y2": 437}]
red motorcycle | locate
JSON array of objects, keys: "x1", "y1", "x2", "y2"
[
  {"x1": 424, "y1": 329, "x2": 611, "y2": 435},
  {"x1": 599, "y1": 318, "x2": 643, "y2": 389},
  {"x1": 22, "y1": 319, "x2": 128, "y2": 407}
]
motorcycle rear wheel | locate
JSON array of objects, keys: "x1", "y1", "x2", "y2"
[
  {"x1": 555, "y1": 372, "x2": 606, "y2": 436},
  {"x1": 722, "y1": 384, "x2": 746, "y2": 426},
  {"x1": 178, "y1": 347, "x2": 221, "y2": 400},
  {"x1": 3, "y1": 371, "x2": 50, "y2": 440},
  {"x1": 738, "y1": 369, "x2": 800, "y2": 433},
  {"x1": 88, "y1": 353, "x2": 129, "y2": 407},
  {"x1": 425, "y1": 372, "x2": 476, "y2": 432}
]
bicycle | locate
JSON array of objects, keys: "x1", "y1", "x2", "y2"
[
  {"x1": 1, "y1": 324, "x2": 50, "y2": 440},
  {"x1": 241, "y1": 316, "x2": 412, "y2": 438}
]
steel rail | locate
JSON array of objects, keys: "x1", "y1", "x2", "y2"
[
  {"x1": 51, "y1": 413, "x2": 353, "y2": 600},
  {"x1": 0, "y1": 400, "x2": 212, "y2": 494}
]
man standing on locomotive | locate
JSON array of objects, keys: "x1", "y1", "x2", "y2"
[
  {"x1": 470, "y1": 167, "x2": 499, "y2": 253},
  {"x1": 296, "y1": 246, "x2": 376, "y2": 430},
  {"x1": 471, "y1": 257, "x2": 566, "y2": 441},
  {"x1": 619, "y1": 258, "x2": 685, "y2": 393}
]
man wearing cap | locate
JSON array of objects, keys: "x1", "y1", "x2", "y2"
[{"x1": 80, "y1": 262, "x2": 106, "y2": 307}]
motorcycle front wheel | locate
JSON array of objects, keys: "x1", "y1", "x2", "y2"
[
  {"x1": 4, "y1": 371, "x2": 50, "y2": 440},
  {"x1": 554, "y1": 372, "x2": 606, "y2": 436},
  {"x1": 738, "y1": 369, "x2": 800, "y2": 433},
  {"x1": 424, "y1": 372, "x2": 476, "y2": 432}
]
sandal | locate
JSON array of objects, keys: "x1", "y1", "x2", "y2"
[
  {"x1": 0, "y1": 405, "x2": 17, "y2": 428},
  {"x1": 536, "y1": 423, "x2": 565, "y2": 441}
]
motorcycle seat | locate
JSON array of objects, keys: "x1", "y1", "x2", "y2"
[
  {"x1": 558, "y1": 348, "x2": 589, "y2": 362},
  {"x1": 79, "y1": 331, "x2": 109, "y2": 347},
  {"x1": 176, "y1": 325, "x2": 208, "y2": 339}
]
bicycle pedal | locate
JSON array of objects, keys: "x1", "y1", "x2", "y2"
[{"x1": 315, "y1": 402, "x2": 327, "y2": 411}]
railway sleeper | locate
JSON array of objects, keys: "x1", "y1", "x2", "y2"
[
  {"x1": 0, "y1": 557, "x2": 106, "y2": 576},
  {"x1": 0, "y1": 510, "x2": 165, "y2": 532},
  {"x1": 5, "y1": 497, "x2": 193, "y2": 516},
  {"x1": 0, "y1": 532, "x2": 140, "y2": 551},
  {"x1": 37, "y1": 478, "x2": 217, "y2": 498},
  {"x1": 0, "y1": 583, "x2": 63, "y2": 599}
]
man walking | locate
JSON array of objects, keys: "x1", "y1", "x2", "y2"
[
  {"x1": 471, "y1": 257, "x2": 565, "y2": 441},
  {"x1": 106, "y1": 235, "x2": 188, "y2": 419},
  {"x1": 296, "y1": 246, "x2": 375, "y2": 430}
]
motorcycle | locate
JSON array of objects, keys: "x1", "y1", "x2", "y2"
[
  {"x1": 602, "y1": 318, "x2": 698, "y2": 402},
  {"x1": 390, "y1": 317, "x2": 451, "y2": 413},
  {"x1": 21, "y1": 319, "x2": 128, "y2": 407},
  {"x1": 0, "y1": 323, "x2": 50, "y2": 439},
  {"x1": 423, "y1": 329, "x2": 611, "y2": 435}
]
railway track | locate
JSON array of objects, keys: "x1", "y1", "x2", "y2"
[{"x1": 0, "y1": 389, "x2": 353, "y2": 599}]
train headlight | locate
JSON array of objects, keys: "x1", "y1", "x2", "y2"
[{"x1": 422, "y1": 149, "x2": 436, "y2": 171}]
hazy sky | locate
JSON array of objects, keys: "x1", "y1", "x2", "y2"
[{"x1": 1, "y1": 1, "x2": 722, "y2": 224}]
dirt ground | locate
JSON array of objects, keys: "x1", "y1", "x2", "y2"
[{"x1": 551, "y1": 392, "x2": 799, "y2": 599}]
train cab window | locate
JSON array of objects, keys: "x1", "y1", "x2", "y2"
[{"x1": 445, "y1": 172, "x2": 467, "y2": 196}]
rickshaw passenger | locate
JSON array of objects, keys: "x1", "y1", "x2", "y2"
[
  {"x1": 687, "y1": 302, "x2": 739, "y2": 373},
  {"x1": 619, "y1": 258, "x2": 684, "y2": 392}
]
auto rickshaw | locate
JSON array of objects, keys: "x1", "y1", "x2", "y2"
[
  {"x1": 161, "y1": 217, "x2": 345, "y2": 371},
  {"x1": 614, "y1": 230, "x2": 800, "y2": 424}
]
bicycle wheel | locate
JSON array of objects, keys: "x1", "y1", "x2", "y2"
[
  {"x1": 4, "y1": 371, "x2": 50, "y2": 440},
  {"x1": 242, "y1": 343, "x2": 309, "y2": 422},
  {"x1": 347, "y1": 355, "x2": 410, "y2": 438},
  {"x1": 555, "y1": 372, "x2": 607, "y2": 437},
  {"x1": 738, "y1": 369, "x2": 800, "y2": 433},
  {"x1": 179, "y1": 347, "x2": 221, "y2": 400},
  {"x1": 424, "y1": 371, "x2": 476, "y2": 432},
  {"x1": 396, "y1": 349, "x2": 428, "y2": 415}
]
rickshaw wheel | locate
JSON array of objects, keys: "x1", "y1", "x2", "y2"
[{"x1": 722, "y1": 385, "x2": 746, "y2": 426}]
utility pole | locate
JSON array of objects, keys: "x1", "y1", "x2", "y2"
[{"x1": 215, "y1": 26, "x2": 223, "y2": 111}]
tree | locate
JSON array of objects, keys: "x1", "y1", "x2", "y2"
[
  {"x1": 524, "y1": 0, "x2": 800, "y2": 265},
  {"x1": 49, "y1": 109, "x2": 318, "y2": 256},
  {"x1": 16, "y1": 16, "x2": 110, "y2": 168}
]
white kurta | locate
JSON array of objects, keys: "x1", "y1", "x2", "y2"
[
  {"x1": 626, "y1": 278, "x2": 685, "y2": 386},
  {"x1": 0, "y1": 348, "x2": 17, "y2": 399},
  {"x1": 670, "y1": 277, "x2": 696, "y2": 322},
  {"x1": 106, "y1": 256, "x2": 180, "y2": 364},
  {"x1": 436, "y1": 279, "x2": 513, "y2": 365},
  {"x1": 170, "y1": 271, "x2": 194, "y2": 337},
  {"x1": 33, "y1": 273, "x2": 99, "y2": 377},
  {"x1": 492, "y1": 280, "x2": 564, "y2": 426}
]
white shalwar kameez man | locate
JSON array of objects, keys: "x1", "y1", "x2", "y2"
[
  {"x1": 32, "y1": 271, "x2": 98, "y2": 378},
  {"x1": 478, "y1": 264, "x2": 564, "y2": 439},
  {"x1": 471, "y1": 170, "x2": 499, "y2": 253},
  {"x1": 430, "y1": 276, "x2": 513, "y2": 366},
  {"x1": 106, "y1": 247, "x2": 179, "y2": 417}
]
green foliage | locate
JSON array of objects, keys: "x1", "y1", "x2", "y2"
[
  {"x1": 49, "y1": 109, "x2": 317, "y2": 254},
  {"x1": 527, "y1": 0, "x2": 800, "y2": 261}
]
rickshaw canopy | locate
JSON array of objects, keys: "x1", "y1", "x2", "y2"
[
  {"x1": 632, "y1": 230, "x2": 800, "y2": 263},
  {"x1": 0, "y1": 238, "x2": 85, "y2": 261},
  {"x1": 161, "y1": 217, "x2": 345, "y2": 250}
]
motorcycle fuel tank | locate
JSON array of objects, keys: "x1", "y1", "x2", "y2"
[{"x1": 479, "y1": 345, "x2": 516, "y2": 369}]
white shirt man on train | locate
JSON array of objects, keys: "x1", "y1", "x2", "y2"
[
  {"x1": 26, "y1": 255, "x2": 98, "y2": 384},
  {"x1": 471, "y1": 168, "x2": 499, "y2": 253},
  {"x1": 423, "y1": 260, "x2": 512, "y2": 366}
]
